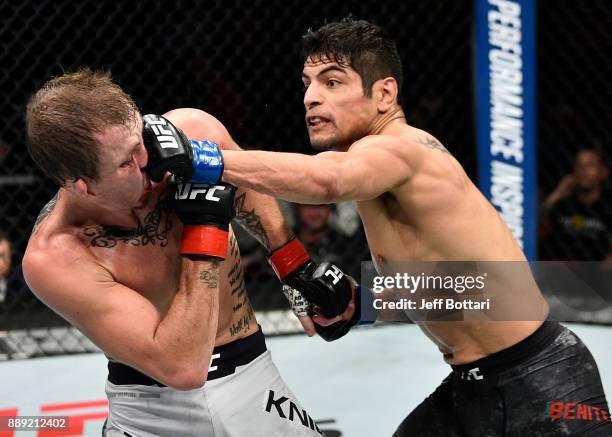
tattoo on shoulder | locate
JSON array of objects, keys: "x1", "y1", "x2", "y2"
[
  {"x1": 415, "y1": 136, "x2": 450, "y2": 154},
  {"x1": 233, "y1": 192, "x2": 271, "y2": 250},
  {"x1": 83, "y1": 198, "x2": 173, "y2": 248},
  {"x1": 32, "y1": 192, "x2": 60, "y2": 234}
]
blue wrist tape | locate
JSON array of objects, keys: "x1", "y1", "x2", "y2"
[
  {"x1": 354, "y1": 285, "x2": 377, "y2": 325},
  {"x1": 191, "y1": 139, "x2": 224, "y2": 184}
]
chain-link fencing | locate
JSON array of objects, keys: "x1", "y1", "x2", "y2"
[
  {"x1": 537, "y1": 1, "x2": 612, "y2": 261},
  {"x1": 0, "y1": 0, "x2": 609, "y2": 359}
]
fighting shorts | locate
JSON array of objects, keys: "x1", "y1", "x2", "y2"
[
  {"x1": 393, "y1": 321, "x2": 611, "y2": 436},
  {"x1": 103, "y1": 328, "x2": 322, "y2": 437}
]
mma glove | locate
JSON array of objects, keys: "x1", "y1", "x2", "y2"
[
  {"x1": 171, "y1": 181, "x2": 236, "y2": 260},
  {"x1": 143, "y1": 114, "x2": 224, "y2": 184},
  {"x1": 313, "y1": 279, "x2": 369, "y2": 342},
  {"x1": 268, "y1": 237, "x2": 360, "y2": 341},
  {"x1": 308, "y1": 278, "x2": 376, "y2": 342}
]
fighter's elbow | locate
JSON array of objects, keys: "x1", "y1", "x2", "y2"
[
  {"x1": 162, "y1": 366, "x2": 208, "y2": 391},
  {"x1": 148, "y1": 352, "x2": 210, "y2": 390},
  {"x1": 320, "y1": 161, "x2": 365, "y2": 202},
  {"x1": 315, "y1": 170, "x2": 344, "y2": 203}
]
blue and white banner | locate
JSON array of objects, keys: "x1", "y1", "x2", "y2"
[{"x1": 475, "y1": 0, "x2": 537, "y2": 259}]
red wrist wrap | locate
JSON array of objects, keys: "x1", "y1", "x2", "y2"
[
  {"x1": 181, "y1": 225, "x2": 229, "y2": 259},
  {"x1": 269, "y1": 237, "x2": 311, "y2": 279}
]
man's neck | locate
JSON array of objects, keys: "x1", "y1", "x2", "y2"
[
  {"x1": 61, "y1": 188, "x2": 142, "y2": 230},
  {"x1": 369, "y1": 106, "x2": 406, "y2": 136}
]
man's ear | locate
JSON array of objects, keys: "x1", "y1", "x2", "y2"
[
  {"x1": 68, "y1": 178, "x2": 94, "y2": 198},
  {"x1": 373, "y1": 77, "x2": 398, "y2": 113}
]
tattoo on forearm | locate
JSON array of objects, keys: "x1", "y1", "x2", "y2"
[
  {"x1": 33, "y1": 192, "x2": 60, "y2": 233},
  {"x1": 233, "y1": 192, "x2": 271, "y2": 250},
  {"x1": 415, "y1": 136, "x2": 450, "y2": 154},
  {"x1": 199, "y1": 264, "x2": 219, "y2": 289},
  {"x1": 83, "y1": 199, "x2": 172, "y2": 248}
]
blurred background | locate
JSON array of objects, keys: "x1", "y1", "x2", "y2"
[{"x1": 0, "y1": 0, "x2": 610, "y2": 379}]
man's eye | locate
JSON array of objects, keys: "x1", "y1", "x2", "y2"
[{"x1": 120, "y1": 157, "x2": 134, "y2": 168}]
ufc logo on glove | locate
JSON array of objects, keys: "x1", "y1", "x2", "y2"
[
  {"x1": 142, "y1": 114, "x2": 179, "y2": 149},
  {"x1": 175, "y1": 183, "x2": 226, "y2": 202}
]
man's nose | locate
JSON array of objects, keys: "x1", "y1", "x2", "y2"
[{"x1": 304, "y1": 83, "x2": 322, "y2": 109}]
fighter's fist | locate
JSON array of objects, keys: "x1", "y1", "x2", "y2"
[
  {"x1": 268, "y1": 237, "x2": 353, "y2": 319},
  {"x1": 284, "y1": 262, "x2": 354, "y2": 320},
  {"x1": 143, "y1": 114, "x2": 224, "y2": 184},
  {"x1": 143, "y1": 114, "x2": 194, "y2": 182},
  {"x1": 170, "y1": 181, "x2": 236, "y2": 259}
]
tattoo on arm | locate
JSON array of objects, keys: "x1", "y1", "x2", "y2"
[
  {"x1": 32, "y1": 192, "x2": 60, "y2": 233},
  {"x1": 233, "y1": 192, "x2": 271, "y2": 250},
  {"x1": 415, "y1": 136, "x2": 450, "y2": 154},
  {"x1": 199, "y1": 264, "x2": 220, "y2": 289}
]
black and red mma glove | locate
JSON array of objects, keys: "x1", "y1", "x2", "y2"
[
  {"x1": 268, "y1": 237, "x2": 353, "y2": 319},
  {"x1": 171, "y1": 181, "x2": 236, "y2": 260}
]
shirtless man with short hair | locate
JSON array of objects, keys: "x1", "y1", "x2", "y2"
[
  {"x1": 22, "y1": 69, "x2": 354, "y2": 436},
  {"x1": 186, "y1": 18, "x2": 612, "y2": 436}
]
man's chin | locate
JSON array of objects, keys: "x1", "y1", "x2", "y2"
[
  {"x1": 135, "y1": 191, "x2": 152, "y2": 209},
  {"x1": 310, "y1": 135, "x2": 339, "y2": 151}
]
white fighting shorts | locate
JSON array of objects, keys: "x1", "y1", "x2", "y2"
[{"x1": 103, "y1": 328, "x2": 322, "y2": 437}]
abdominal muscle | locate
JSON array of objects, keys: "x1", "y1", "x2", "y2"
[
  {"x1": 358, "y1": 180, "x2": 546, "y2": 364},
  {"x1": 418, "y1": 320, "x2": 544, "y2": 364}
]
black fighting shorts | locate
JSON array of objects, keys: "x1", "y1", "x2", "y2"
[{"x1": 393, "y1": 321, "x2": 611, "y2": 436}]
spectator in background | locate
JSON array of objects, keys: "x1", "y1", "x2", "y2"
[
  {"x1": 296, "y1": 204, "x2": 342, "y2": 263},
  {"x1": 294, "y1": 203, "x2": 367, "y2": 278},
  {"x1": 540, "y1": 148, "x2": 612, "y2": 260},
  {"x1": 0, "y1": 231, "x2": 11, "y2": 303}
]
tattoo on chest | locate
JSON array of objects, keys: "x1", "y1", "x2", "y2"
[
  {"x1": 228, "y1": 234, "x2": 246, "y2": 297},
  {"x1": 83, "y1": 199, "x2": 173, "y2": 248},
  {"x1": 33, "y1": 192, "x2": 60, "y2": 233},
  {"x1": 233, "y1": 192, "x2": 271, "y2": 250},
  {"x1": 415, "y1": 136, "x2": 450, "y2": 154}
]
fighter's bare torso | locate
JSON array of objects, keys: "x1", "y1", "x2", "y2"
[
  {"x1": 355, "y1": 123, "x2": 547, "y2": 364},
  {"x1": 28, "y1": 182, "x2": 257, "y2": 356}
]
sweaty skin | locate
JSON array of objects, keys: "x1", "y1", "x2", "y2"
[
  {"x1": 219, "y1": 58, "x2": 548, "y2": 364},
  {"x1": 23, "y1": 110, "x2": 299, "y2": 389}
]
